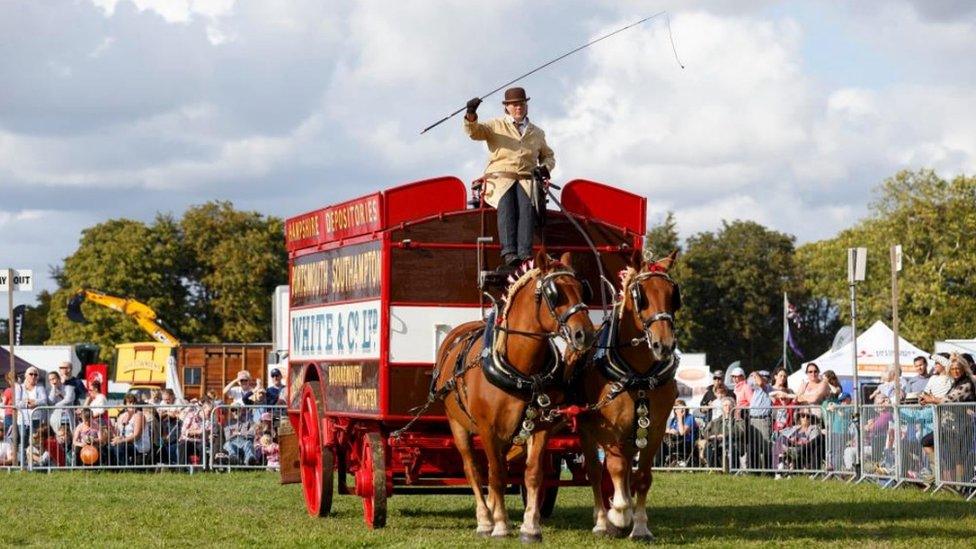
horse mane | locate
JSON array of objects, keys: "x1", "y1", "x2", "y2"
[
  {"x1": 617, "y1": 267, "x2": 637, "y2": 319},
  {"x1": 499, "y1": 259, "x2": 540, "y2": 321},
  {"x1": 495, "y1": 257, "x2": 569, "y2": 348}
]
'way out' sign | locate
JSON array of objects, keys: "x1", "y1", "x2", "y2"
[{"x1": 0, "y1": 269, "x2": 33, "y2": 292}]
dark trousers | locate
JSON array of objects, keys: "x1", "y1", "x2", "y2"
[{"x1": 496, "y1": 183, "x2": 535, "y2": 259}]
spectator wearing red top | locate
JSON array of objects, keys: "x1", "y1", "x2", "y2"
[
  {"x1": 44, "y1": 425, "x2": 67, "y2": 467},
  {"x1": 730, "y1": 366, "x2": 752, "y2": 418},
  {"x1": 2, "y1": 372, "x2": 18, "y2": 435}
]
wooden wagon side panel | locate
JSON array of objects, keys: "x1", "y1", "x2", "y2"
[{"x1": 178, "y1": 344, "x2": 271, "y2": 401}]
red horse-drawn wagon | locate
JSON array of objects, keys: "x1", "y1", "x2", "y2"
[{"x1": 282, "y1": 175, "x2": 646, "y2": 528}]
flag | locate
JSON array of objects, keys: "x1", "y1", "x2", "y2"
[
  {"x1": 12, "y1": 304, "x2": 26, "y2": 346},
  {"x1": 787, "y1": 324, "x2": 805, "y2": 360},
  {"x1": 786, "y1": 299, "x2": 802, "y2": 329}
]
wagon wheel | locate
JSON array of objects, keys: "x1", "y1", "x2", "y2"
[
  {"x1": 519, "y1": 455, "x2": 560, "y2": 519},
  {"x1": 299, "y1": 381, "x2": 334, "y2": 517},
  {"x1": 356, "y1": 431, "x2": 388, "y2": 529}
]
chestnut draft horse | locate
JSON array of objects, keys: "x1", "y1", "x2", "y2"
[
  {"x1": 432, "y1": 250, "x2": 595, "y2": 541},
  {"x1": 578, "y1": 250, "x2": 681, "y2": 541}
]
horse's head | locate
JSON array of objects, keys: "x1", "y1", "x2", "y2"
[
  {"x1": 502, "y1": 249, "x2": 596, "y2": 353},
  {"x1": 621, "y1": 249, "x2": 681, "y2": 362}
]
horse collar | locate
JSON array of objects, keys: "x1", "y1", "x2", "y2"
[
  {"x1": 594, "y1": 314, "x2": 679, "y2": 391},
  {"x1": 481, "y1": 321, "x2": 563, "y2": 397}
]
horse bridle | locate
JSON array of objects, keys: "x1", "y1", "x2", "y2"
[
  {"x1": 497, "y1": 269, "x2": 591, "y2": 351},
  {"x1": 626, "y1": 271, "x2": 680, "y2": 348}
]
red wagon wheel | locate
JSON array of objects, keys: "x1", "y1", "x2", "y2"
[
  {"x1": 299, "y1": 381, "x2": 334, "y2": 517},
  {"x1": 355, "y1": 431, "x2": 388, "y2": 529}
]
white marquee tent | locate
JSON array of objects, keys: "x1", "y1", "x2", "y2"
[{"x1": 788, "y1": 320, "x2": 929, "y2": 392}]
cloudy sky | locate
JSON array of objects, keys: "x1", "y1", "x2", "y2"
[{"x1": 2, "y1": 0, "x2": 975, "y2": 302}]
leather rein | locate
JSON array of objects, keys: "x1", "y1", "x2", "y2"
[{"x1": 494, "y1": 269, "x2": 590, "y2": 351}]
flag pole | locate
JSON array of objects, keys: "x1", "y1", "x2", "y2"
[{"x1": 783, "y1": 292, "x2": 789, "y2": 372}]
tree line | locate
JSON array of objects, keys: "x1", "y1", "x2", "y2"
[
  {"x1": 3, "y1": 202, "x2": 287, "y2": 362},
  {"x1": 5, "y1": 169, "x2": 970, "y2": 372},
  {"x1": 646, "y1": 169, "x2": 975, "y2": 371}
]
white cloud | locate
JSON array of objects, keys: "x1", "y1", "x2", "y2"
[
  {"x1": 2, "y1": 0, "x2": 976, "y2": 294},
  {"x1": 90, "y1": 0, "x2": 235, "y2": 23}
]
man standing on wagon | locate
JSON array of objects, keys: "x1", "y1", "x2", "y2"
[{"x1": 464, "y1": 87, "x2": 555, "y2": 271}]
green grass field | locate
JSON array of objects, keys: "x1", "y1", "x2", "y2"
[{"x1": 2, "y1": 471, "x2": 973, "y2": 547}]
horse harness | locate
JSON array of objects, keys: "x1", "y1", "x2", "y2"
[
  {"x1": 588, "y1": 270, "x2": 682, "y2": 449},
  {"x1": 393, "y1": 268, "x2": 590, "y2": 444}
]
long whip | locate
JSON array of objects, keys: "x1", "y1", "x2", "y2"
[{"x1": 420, "y1": 12, "x2": 683, "y2": 134}]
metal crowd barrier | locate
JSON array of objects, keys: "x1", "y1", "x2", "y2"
[
  {"x1": 857, "y1": 404, "x2": 898, "y2": 487},
  {"x1": 22, "y1": 404, "x2": 211, "y2": 472},
  {"x1": 4, "y1": 397, "x2": 975, "y2": 504},
  {"x1": 652, "y1": 406, "x2": 725, "y2": 473},
  {"x1": 892, "y1": 404, "x2": 934, "y2": 488},
  {"x1": 932, "y1": 403, "x2": 976, "y2": 500},
  {"x1": 2, "y1": 421, "x2": 16, "y2": 470},
  {"x1": 725, "y1": 404, "x2": 852, "y2": 479},
  {"x1": 208, "y1": 404, "x2": 284, "y2": 472}
]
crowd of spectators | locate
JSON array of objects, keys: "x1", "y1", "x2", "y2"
[
  {"x1": 0, "y1": 363, "x2": 287, "y2": 471},
  {"x1": 655, "y1": 352, "x2": 976, "y2": 490}
]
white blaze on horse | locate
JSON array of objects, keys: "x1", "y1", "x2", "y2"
[
  {"x1": 432, "y1": 250, "x2": 596, "y2": 542},
  {"x1": 578, "y1": 250, "x2": 681, "y2": 541}
]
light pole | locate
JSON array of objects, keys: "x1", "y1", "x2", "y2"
[{"x1": 848, "y1": 248, "x2": 867, "y2": 477}]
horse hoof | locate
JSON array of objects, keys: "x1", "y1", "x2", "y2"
[
  {"x1": 592, "y1": 527, "x2": 610, "y2": 538},
  {"x1": 630, "y1": 533, "x2": 656, "y2": 543},
  {"x1": 476, "y1": 529, "x2": 492, "y2": 538},
  {"x1": 606, "y1": 524, "x2": 628, "y2": 539},
  {"x1": 519, "y1": 532, "x2": 543, "y2": 544}
]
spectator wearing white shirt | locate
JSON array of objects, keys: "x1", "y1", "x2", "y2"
[
  {"x1": 222, "y1": 371, "x2": 255, "y2": 405},
  {"x1": 709, "y1": 384, "x2": 732, "y2": 420},
  {"x1": 920, "y1": 354, "x2": 953, "y2": 402},
  {"x1": 46, "y1": 370, "x2": 76, "y2": 430},
  {"x1": 84, "y1": 380, "x2": 108, "y2": 425},
  {"x1": 15, "y1": 367, "x2": 47, "y2": 463}
]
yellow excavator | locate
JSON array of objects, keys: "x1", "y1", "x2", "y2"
[
  {"x1": 67, "y1": 289, "x2": 180, "y2": 347},
  {"x1": 67, "y1": 289, "x2": 182, "y2": 398}
]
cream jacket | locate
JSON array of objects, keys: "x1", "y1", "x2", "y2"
[{"x1": 464, "y1": 116, "x2": 555, "y2": 208}]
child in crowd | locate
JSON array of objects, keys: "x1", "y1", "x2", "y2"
[
  {"x1": 258, "y1": 434, "x2": 279, "y2": 470},
  {"x1": 29, "y1": 430, "x2": 48, "y2": 467},
  {"x1": 44, "y1": 425, "x2": 67, "y2": 467}
]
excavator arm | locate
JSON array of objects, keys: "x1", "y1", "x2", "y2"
[{"x1": 67, "y1": 289, "x2": 180, "y2": 347}]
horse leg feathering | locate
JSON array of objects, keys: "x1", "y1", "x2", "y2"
[{"x1": 605, "y1": 449, "x2": 634, "y2": 530}]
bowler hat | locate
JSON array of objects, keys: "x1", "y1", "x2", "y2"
[{"x1": 502, "y1": 87, "x2": 530, "y2": 104}]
